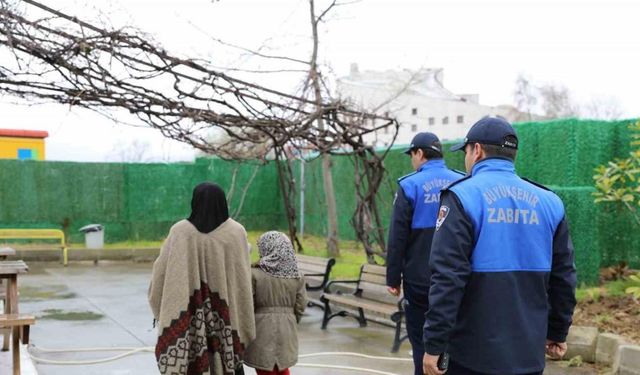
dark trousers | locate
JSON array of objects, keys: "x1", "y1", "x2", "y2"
[
  {"x1": 448, "y1": 360, "x2": 543, "y2": 375},
  {"x1": 403, "y1": 282, "x2": 429, "y2": 375}
]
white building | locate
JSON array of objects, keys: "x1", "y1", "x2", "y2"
[{"x1": 337, "y1": 64, "x2": 521, "y2": 148}]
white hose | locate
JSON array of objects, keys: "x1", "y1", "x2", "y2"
[
  {"x1": 299, "y1": 351, "x2": 412, "y2": 362},
  {"x1": 32, "y1": 346, "x2": 154, "y2": 353},
  {"x1": 296, "y1": 363, "x2": 400, "y2": 375},
  {"x1": 28, "y1": 345, "x2": 154, "y2": 365},
  {"x1": 28, "y1": 346, "x2": 411, "y2": 374}
]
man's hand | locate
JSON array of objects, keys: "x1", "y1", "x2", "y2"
[
  {"x1": 423, "y1": 353, "x2": 446, "y2": 375},
  {"x1": 387, "y1": 286, "x2": 400, "y2": 296},
  {"x1": 546, "y1": 340, "x2": 568, "y2": 359}
]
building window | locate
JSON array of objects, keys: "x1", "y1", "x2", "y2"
[
  {"x1": 428, "y1": 117, "x2": 435, "y2": 126},
  {"x1": 411, "y1": 124, "x2": 417, "y2": 132},
  {"x1": 442, "y1": 116, "x2": 449, "y2": 125},
  {"x1": 384, "y1": 126, "x2": 389, "y2": 134},
  {"x1": 17, "y1": 148, "x2": 33, "y2": 160},
  {"x1": 411, "y1": 108, "x2": 418, "y2": 116},
  {"x1": 457, "y1": 115, "x2": 464, "y2": 124}
]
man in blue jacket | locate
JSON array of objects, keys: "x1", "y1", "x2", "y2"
[
  {"x1": 386, "y1": 132, "x2": 463, "y2": 375},
  {"x1": 422, "y1": 117, "x2": 577, "y2": 375}
]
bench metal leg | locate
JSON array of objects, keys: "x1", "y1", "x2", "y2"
[
  {"x1": 321, "y1": 297, "x2": 332, "y2": 329},
  {"x1": 390, "y1": 310, "x2": 408, "y2": 353},
  {"x1": 63, "y1": 247, "x2": 68, "y2": 266},
  {"x1": 357, "y1": 308, "x2": 367, "y2": 327},
  {"x1": 391, "y1": 318, "x2": 403, "y2": 353},
  {"x1": 323, "y1": 310, "x2": 351, "y2": 328},
  {"x1": 322, "y1": 306, "x2": 368, "y2": 329},
  {"x1": 307, "y1": 299, "x2": 325, "y2": 310},
  {"x1": 321, "y1": 297, "x2": 359, "y2": 329}
]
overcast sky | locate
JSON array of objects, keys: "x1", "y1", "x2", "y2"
[{"x1": 2, "y1": 0, "x2": 639, "y2": 162}]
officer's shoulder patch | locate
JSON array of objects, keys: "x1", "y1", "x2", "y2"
[
  {"x1": 442, "y1": 174, "x2": 472, "y2": 191},
  {"x1": 522, "y1": 177, "x2": 552, "y2": 191},
  {"x1": 397, "y1": 171, "x2": 417, "y2": 183},
  {"x1": 435, "y1": 205, "x2": 450, "y2": 231}
]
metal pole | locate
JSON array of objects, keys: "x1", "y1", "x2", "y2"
[{"x1": 299, "y1": 158, "x2": 305, "y2": 236}]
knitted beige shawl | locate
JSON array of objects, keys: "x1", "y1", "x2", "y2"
[{"x1": 149, "y1": 219, "x2": 256, "y2": 375}]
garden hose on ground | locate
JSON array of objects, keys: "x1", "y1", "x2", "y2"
[{"x1": 28, "y1": 345, "x2": 412, "y2": 374}]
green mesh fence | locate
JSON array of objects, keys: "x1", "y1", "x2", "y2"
[
  {"x1": 513, "y1": 119, "x2": 635, "y2": 185},
  {"x1": 0, "y1": 158, "x2": 284, "y2": 243},
  {"x1": 551, "y1": 186, "x2": 601, "y2": 284},
  {"x1": 300, "y1": 119, "x2": 639, "y2": 284},
  {"x1": 0, "y1": 118, "x2": 638, "y2": 283}
]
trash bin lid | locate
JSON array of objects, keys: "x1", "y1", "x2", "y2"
[{"x1": 79, "y1": 224, "x2": 103, "y2": 233}]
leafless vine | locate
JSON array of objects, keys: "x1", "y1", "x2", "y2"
[{"x1": 0, "y1": 0, "x2": 398, "y2": 258}]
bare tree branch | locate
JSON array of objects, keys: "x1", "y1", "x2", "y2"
[
  {"x1": 232, "y1": 165, "x2": 260, "y2": 218},
  {"x1": 0, "y1": 0, "x2": 399, "y2": 259}
]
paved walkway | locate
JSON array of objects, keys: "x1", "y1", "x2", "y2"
[
  {"x1": 3, "y1": 262, "x2": 596, "y2": 374},
  {"x1": 0, "y1": 343, "x2": 38, "y2": 374}
]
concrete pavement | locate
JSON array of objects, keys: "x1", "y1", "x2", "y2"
[{"x1": 4, "y1": 261, "x2": 597, "y2": 374}]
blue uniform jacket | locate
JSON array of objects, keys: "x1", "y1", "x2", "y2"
[
  {"x1": 386, "y1": 159, "x2": 463, "y2": 288},
  {"x1": 424, "y1": 157, "x2": 577, "y2": 374}
]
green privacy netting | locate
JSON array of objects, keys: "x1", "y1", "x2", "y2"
[
  {"x1": 299, "y1": 119, "x2": 638, "y2": 284},
  {"x1": 0, "y1": 158, "x2": 285, "y2": 243},
  {"x1": 0, "y1": 118, "x2": 638, "y2": 283}
]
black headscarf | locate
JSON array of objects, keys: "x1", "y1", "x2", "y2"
[{"x1": 187, "y1": 182, "x2": 229, "y2": 234}]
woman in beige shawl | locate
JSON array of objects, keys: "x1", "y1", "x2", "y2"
[{"x1": 149, "y1": 182, "x2": 255, "y2": 375}]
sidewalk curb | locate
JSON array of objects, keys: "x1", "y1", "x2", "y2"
[
  {"x1": 11, "y1": 247, "x2": 160, "y2": 263},
  {"x1": 566, "y1": 326, "x2": 640, "y2": 374}
]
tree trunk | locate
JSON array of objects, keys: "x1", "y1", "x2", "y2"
[
  {"x1": 275, "y1": 151, "x2": 304, "y2": 252},
  {"x1": 321, "y1": 153, "x2": 340, "y2": 256},
  {"x1": 309, "y1": 0, "x2": 339, "y2": 257}
]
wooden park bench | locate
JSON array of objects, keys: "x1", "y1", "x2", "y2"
[
  {"x1": 295, "y1": 254, "x2": 335, "y2": 308},
  {"x1": 0, "y1": 314, "x2": 36, "y2": 375},
  {"x1": 0, "y1": 229, "x2": 68, "y2": 265},
  {"x1": 319, "y1": 264, "x2": 408, "y2": 352}
]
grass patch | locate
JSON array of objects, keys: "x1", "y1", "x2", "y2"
[
  {"x1": 68, "y1": 240, "x2": 163, "y2": 249},
  {"x1": 247, "y1": 231, "x2": 384, "y2": 279},
  {"x1": 575, "y1": 287, "x2": 602, "y2": 302},
  {"x1": 605, "y1": 279, "x2": 634, "y2": 297},
  {"x1": 593, "y1": 313, "x2": 613, "y2": 324},
  {"x1": 39, "y1": 309, "x2": 103, "y2": 321},
  {"x1": 68, "y1": 231, "x2": 382, "y2": 280},
  {"x1": 19, "y1": 285, "x2": 77, "y2": 301},
  {"x1": 576, "y1": 276, "x2": 640, "y2": 302},
  {"x1": 102, "y1": 240, "x2": 163, "y2": 249}
]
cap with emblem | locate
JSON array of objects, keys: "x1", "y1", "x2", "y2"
[
  {"x1": 450, "y1": 116, "x2": 518, "y2": 152},
  {"x1": 404, "y1": 132, "x2": 443, "y2": 155}
]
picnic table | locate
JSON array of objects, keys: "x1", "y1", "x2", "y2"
[
  {"x1": 0, "y1": 260, "x2": 34, "y2": 375},
  {"x1": 0, "y1": 260, "x2": 29, "y2": 314},
  {"x1": 0, "y1": 247, "x2": 15, "y2": 260}
]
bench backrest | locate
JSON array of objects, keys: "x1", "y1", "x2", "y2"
[
  {"x1": 357, "y1": 264, "x2": 398, "y2": 304},
  {"x1": 0, "y1": 229, "x2": 66, "y2": 246},
  {"x1": 296, "y1": 254, "x2": 335, "y2": 289}
]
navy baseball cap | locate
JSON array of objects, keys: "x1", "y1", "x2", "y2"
[
  {"x1": 404, "y1": 132, "x2": 442, "y2": 155},
  {"x1": 450, "y1": 116, "x2": 518, "y2": 152}
]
